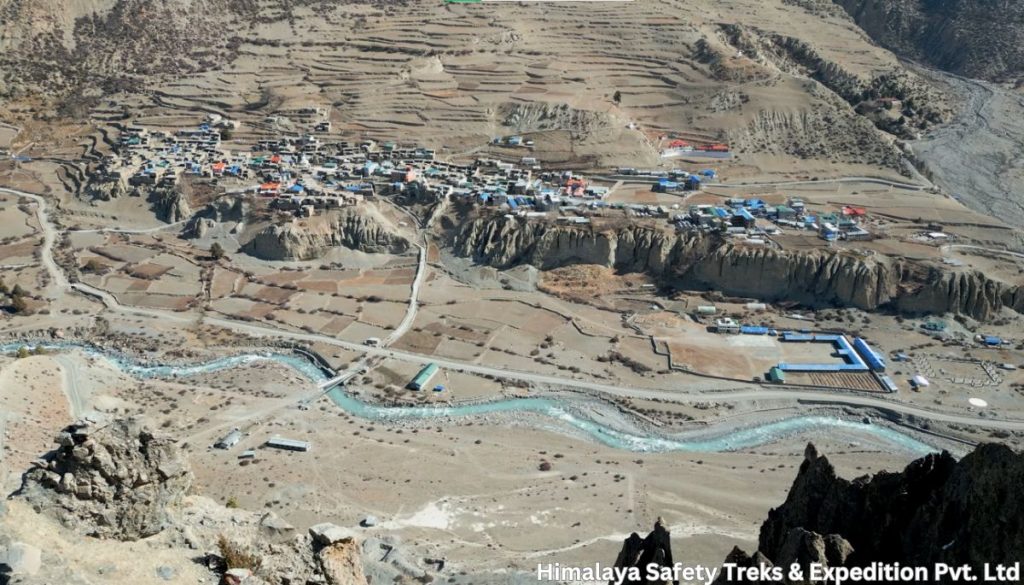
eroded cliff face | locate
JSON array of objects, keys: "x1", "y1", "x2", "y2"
[
  {"x1": 243, "y1": 209, "x2": 410, "y2": 261},
  {"x1": 82, "y1": 174, "x2": 129, "y2": 202},
  {"x1": 452, "y1": 216, "x2": 1024, "y2": 320},
  {"x1": 183, "y1": 196, "x2": 249, "y2": 239},
  {"x1": 147, "y1": 185, "x2": 192, "y2": 223}
]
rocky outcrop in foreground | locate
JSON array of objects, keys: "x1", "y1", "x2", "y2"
[
  {"x1": 19, "y1": 417, "x2": 192, "y2": 541},
  {"x1": 243, "y1": 209, "x2": 409, "y2": 261},
  {"x1": 733, "y1": 442, "x2": 1024, "y2": 581},
  {"x1": 6, "y1": 418, "x2": 377, "y2": 584},
  {"x1": 452, "y1": 216, "x2": 1024, "y2": 321},
  {"x1": 611, "y1": 518, "x2": 677, "y2": 585},
  {"x1": 611, "y1": 442, "x2": 1024, "y2": 584}
]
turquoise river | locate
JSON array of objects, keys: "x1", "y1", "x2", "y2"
[{"x1": 2, "y1": 342, "x2": 939, "y2": 455}]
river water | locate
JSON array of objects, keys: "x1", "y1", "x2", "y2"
[{"x1": 2, "y1": 342, "x2": 938, "y2": 455}]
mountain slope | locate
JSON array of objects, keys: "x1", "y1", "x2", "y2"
[{"x1": 834, "y1": 0, "x2": 1024, "y2": 81}]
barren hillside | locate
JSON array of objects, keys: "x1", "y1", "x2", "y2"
[{"x1": 0, "y1": 0, "x2": 946, "y2": 171}]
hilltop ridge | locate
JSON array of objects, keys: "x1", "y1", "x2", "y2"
[{"x1": 832, "y1": 0, "x2": 1024, "y2": 82}]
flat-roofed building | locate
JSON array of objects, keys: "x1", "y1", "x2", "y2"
[{"x1": 266, "y1": 437, "x2": 311, "y2": 452}]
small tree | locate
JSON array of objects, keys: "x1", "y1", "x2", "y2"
[
  {"x1": 16, "y1": 346, "x2": 29, "y2": 359},
  {"x1": 613, "y1": 90, "x2": 622, "y2": 104},
  {"x1": 83, "y1": 258, "x2": 105, "y2": 273},
  {"x1": 10, "y1": 293, "x2": 27, "y2": 314},
  {"x1": 210, "y1": 242, "x2": 226, "y2": 260},
  {"x1": 217, "y1": 534, "x2": 261, "y2": 571}
]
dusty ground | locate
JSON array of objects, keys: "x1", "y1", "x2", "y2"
[
  {"x1": 0, "y1": 0, "x2": 1022, "y2": 581},
  {"x1": 0, "y1": 343, "x2": 934, "y2": 579}
]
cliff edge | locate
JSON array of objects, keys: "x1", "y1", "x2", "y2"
[
  {"x1": 452, "y1": 216, "x2": 1024, "y2": 321},
  {"x1": 242, "y1": 207, "x2": 410, "y2": 261}
]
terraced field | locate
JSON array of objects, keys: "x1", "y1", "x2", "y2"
[{"x1": 1, "y1": 0, "x2": 930, "y2": 176}]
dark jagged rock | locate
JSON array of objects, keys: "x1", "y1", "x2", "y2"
[
  {"x1": 18, "y1": 417, "x2": 192, "y2": 541},
  {"x1": 610, "y1": 518, "x2": 678, "y2": 585},
  {"x1": 715, "y1": 442, "x2": 1024, "y2": 583}
]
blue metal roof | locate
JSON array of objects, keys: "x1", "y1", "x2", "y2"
[
  {"x1": 734, "y1": 208, "x2": 755, "y2": 221},
  {"x1": 782, "y1": 332, "x2": 814, "y2": 342},
  {"x1": 853, "y1": 337, "x2": 886, "y2": 371}
]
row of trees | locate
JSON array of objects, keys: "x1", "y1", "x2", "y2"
[{"x1": 14, "y1": 345, "x2": 47, "y2": 359}]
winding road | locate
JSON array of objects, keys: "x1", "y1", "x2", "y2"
[
  {"x1": 67, "y1": 279, "x2": 1024, "y2": 434},
  {"x1": 384, "y1": 242, "x2": 426, "y2": 347},
  {"x1": 5, "y1": 186, "x2": 1024, "y2": 436},
  {"x1": 2, "y1": 188, "x2": 69, "y2": 297},
  {"x1": 318, "y1": 198, "x2": 437, "y2": 388}
]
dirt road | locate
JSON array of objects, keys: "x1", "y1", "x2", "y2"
[
  {"x1": 9, "y1": 187, "x2": 1024, "y2": 436},
  {"x1": 54, "y1": 355, "x2": 87, "y2": 418},
  {"x1": 0, "y1": 188, "x2": 69, "y2": 297}
]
